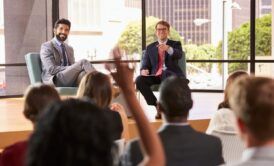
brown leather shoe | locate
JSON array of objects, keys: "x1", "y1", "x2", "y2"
[
  {"x1": 155, "y1": 112, "x2": 162, "y2": 119},
  {"x1": 155, "y1": 105, "x2": 162, "y2": 119}
]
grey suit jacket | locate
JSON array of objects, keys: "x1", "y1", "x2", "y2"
[
  {"x1": 40, "y1": 38, "x2": 75, "y2": 84},
  {"x1": 122, "y1": 125, "x2": 224, "y2": 166},
  {"x1": 233, "y1": 147, "x2": 274, "y2": 166}
]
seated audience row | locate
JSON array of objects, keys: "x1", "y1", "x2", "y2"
[{"x1": 1, "y1": 48, "x2": 274, "y2": 166}]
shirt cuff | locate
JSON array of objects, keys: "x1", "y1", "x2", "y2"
[{"x1": 167, "y1": 46, "x2": 174, "y2": 55}]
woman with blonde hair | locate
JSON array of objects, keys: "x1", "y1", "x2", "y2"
[
  {"x1": 206, "y1": 70, "x2": 248, "y2": 164},
  {"x1": 77, "y1": 71, "x2": 129, "y2": 140}
]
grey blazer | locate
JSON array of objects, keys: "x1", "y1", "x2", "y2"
[
  {"x1": 40, "y1": 39, "x2": 75, "y2": 84},
  {"x1": 122, "y1": 125, "x2": 224, "y2": 166}
]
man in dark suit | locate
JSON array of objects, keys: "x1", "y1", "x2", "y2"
[
  {"x1": 136, "y1": 20, "x2": 185, "y2": 119},
  {"x1": 122, "y1": 76, "x2": 224, "y2": 166},
  {"x1": 40, "y1": 18, "x2": 95, "y2": 87}
]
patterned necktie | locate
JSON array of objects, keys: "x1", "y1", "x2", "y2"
[
  {"x1": 60, "y1": 44, "x2": 68, "y2": 66},
  {"x1": 155, "y1": 48, "x2": 165, "y2": 76}
]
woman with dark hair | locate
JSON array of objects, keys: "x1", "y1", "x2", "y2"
[
  {"x1": 26, "y1": 99, "x2": 114, "y2": 166},
  {"x1": 206, "y1": 70, "x2": 248, "y2": 164},
  {"x1": 77, "y1": 71, "x2": 128, "y2": 140},
  {"x1": 0, "y1": 84, "x2": 61, "y2": 166}
]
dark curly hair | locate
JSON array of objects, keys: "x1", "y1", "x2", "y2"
[{"x1": 26, "y1": 99, "x2": 114, "y2": 166}]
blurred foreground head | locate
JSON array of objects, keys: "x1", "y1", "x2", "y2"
[
  {"x1": 228, "y1": 76, "x2": 274, "y2": 144},
  {"x1": 26, "y1": 99, "x2": 113, "y2": 166}
]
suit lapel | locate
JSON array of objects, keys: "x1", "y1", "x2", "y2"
[
  {"x1": 153, "y1": 42, "x2": 159, "y2": 65},
  {"x1": 51, "y1": 39, "x2": 62, "y2": 64}
]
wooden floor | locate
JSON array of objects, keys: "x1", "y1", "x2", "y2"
[{"x1": 0, "y1": 97, "x2": 210, "y2": 149}]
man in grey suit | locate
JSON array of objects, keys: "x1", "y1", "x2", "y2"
[
  {"x1": 40, "y1": 18, "x2": 95, "y2": 87},
  {"x1": 122, "y1": 76, "x2": 224, "y2": 166},
  {"x1": 228, "y1": 76, "x2": 274, "y2": 166}
]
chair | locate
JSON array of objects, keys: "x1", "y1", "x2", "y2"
[
  {"x1": 211, "y1": 131, "x2": 245, "y2": 165},
  {"x1": 140, "y1": 50, "x2": 187, "y2": 91},
  {"x1": 25, "y1": 52, "x2": 78, "y2": 96}
]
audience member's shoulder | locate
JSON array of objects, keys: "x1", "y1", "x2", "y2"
[
  {"x1": 1, "y1": 141, "x2": 28, "y2": 154},
  {"x1": 195, "y1": 130, "x2": 222, "y2": 145},
  {"x1": 105, "y1": 108, "x2": 120, "y2": 116},
  {"x1": 0, "y1": 140, "x2": 28, "y2": 163},
  {"x1": 103, "y1": 108, "x2": 122, "y2": 121}
]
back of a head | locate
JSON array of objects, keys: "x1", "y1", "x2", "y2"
[
  {"x1": 26, "y1": 99, "x2": 113, "y2": 166},
  {"x1": 23, "y1": 84, "x2": 61, "y2": 123},
  {"x1": 218, "y1": 70, "x2": 248, "y2": 109},
  {"x1": 159, "y1": 76, "x2": 193, "y2": 119},
  {"x1": 228, "y1": 76, "x2": 274, "y2": 142},
  {"x1": 77, "y1": 71, "x2": 112, "y2": 109}
]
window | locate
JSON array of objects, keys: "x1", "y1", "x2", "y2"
[
  {"x1": 144, "y1": 0, "x2": 272, "y2": 90},
  {"x1": 68, "y1": 0, "x2": 101, "y2": 31},
  {"x1": 67, "y1": 0, "x2": 142, "y2": 72}
]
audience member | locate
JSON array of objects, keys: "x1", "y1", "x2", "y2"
[
  {"x1": 26, "y1": 99, "x2": 114, "y2": 166},
  {"x1": 122, "y1": 76, "x2": 224, "y2": 166},
  {"x1": 40, "y1": 18, "x2": 96, "y2": 87},
  {"x1": 206, "y1": 71, "x2": 248, "y2": 164},
  {"x1": 135, "y1": 20, "x2": 186, "y2": 119},
  {"x1": 228, "y1": 76, "x2": 274, "y2": 166},
  {"x1": 76, "y1": 71, "x2": 128, "y2": 140},
  {"x1": 0, "y1": 84, "x2": 61, "y2": 166}
]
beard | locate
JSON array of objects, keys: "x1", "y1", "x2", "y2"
[{"x1": 56, "y1": 33, "x2": 67, "y2": 42}]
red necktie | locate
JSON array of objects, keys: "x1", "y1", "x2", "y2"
[{"x1": 155, "y1": 48, "x2": 165, "y2": 76}]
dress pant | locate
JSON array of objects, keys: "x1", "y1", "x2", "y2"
[
  {"x1": 135, "y1": 75, "x2": 161, "y2": 106},
  {"x1": 54, "y1": 59, "x2": 95, "y2": 87}
]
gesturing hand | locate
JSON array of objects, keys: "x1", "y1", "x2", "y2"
[
  {"x1": 157, "y1": 43, "x2": 170, "y2": 52},
  {"x1": 106, "y1": 47, "x2": 135, "y2": 92},
  {"x1": 141, "y1": 69, "x2": 149, "y2": 76}
]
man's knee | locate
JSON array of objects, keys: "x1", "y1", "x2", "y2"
[
  {"x1": 79, "y1": 59, "x2": 89, "y2": 64},
  {"x1": 135, "y1": 76, "x2": 146, "y2": 89}
]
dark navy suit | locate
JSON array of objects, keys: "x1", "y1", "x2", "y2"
[
  {"x1": 136, "y1": 39, "x2": 185, "y2": 106},
  {"x1": 122, "y1": 125, "x2": 224, "y2": 166}
]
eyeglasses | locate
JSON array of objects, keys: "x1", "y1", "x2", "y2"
[{"x1": 156, "y1": 28, "x2": 168, "y2": 31}]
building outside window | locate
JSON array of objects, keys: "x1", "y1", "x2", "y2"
[{"x1": 0, "y1": 0, "x2": 272, "y2": 96}]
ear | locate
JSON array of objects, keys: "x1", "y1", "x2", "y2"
[
  {"x1": 53, "y1": 28, "x2": 57, "y2": 35},
  {"x1": 236, "y1": 118, "x2": 246, "y2": 136}
]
